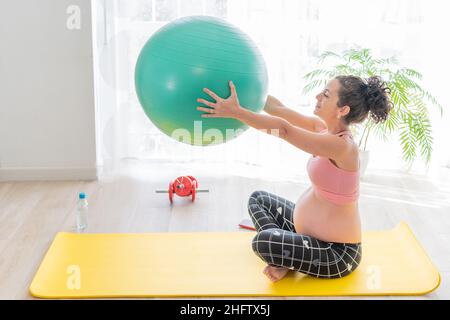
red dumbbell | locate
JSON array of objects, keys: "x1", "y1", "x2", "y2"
[{"x1": 156, "y1": 175, "x2": 209, "y2": 203}]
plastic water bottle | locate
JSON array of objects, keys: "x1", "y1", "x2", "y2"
[{"x1": 76, "y1": 192, "x2": 88, "y2": 232}]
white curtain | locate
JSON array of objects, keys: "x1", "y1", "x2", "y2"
[{"x1": 92, "y1": 0, "x2": 450, "y2": 181}]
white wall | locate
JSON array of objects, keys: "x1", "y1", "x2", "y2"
[{"x1": 0, "y1": 0, "x2": 96, "y2": 181}]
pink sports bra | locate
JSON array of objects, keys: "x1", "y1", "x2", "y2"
[{"x1": 306, "y1": 129, "x2": 359, "y2": 205}]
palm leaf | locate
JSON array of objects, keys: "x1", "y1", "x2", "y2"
[
  {"x1": 302, "y1": 79, "x2": 328, "y2": 94},
  {"x1": 303, "y1": 68, "x2": 331, "y2": 81},
  {"x1": 403, "y1": 68, "x2": 423, "y2": 80},
  {"x1": 317, "y1": 51, "x2": 341, "y2": 64},
  {"x1": 410, "y1": 95, "x2": 434, "y2": 162},
  {"x1": 416, "y1": 87, "x2": 444, "y2": 117},
  {"x1": 399, "y1": 113, "x2": 417, "y2": 163}
]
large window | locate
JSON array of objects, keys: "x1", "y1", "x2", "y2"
[{"x1": 92, "y1": 0, "x2": 450, "y2": 180}]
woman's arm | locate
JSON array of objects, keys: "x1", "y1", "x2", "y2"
[
  {"x1": 264, "y1": 95, "x2": 327, "y2": 133},
  {"x1": 236, "y1": 108, "x2": 352, "y2": 159},
  {"x1": 196, "y1": 82, "x2": 351, "y2": 159}
]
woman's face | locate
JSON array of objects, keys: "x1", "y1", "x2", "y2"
[{"x1": 313, "y1": 79, "x2": 349, "y2": 122}]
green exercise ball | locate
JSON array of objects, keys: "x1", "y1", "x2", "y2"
[{"x1": 135, "y1": 15, "x2": 268, "y2": 146}]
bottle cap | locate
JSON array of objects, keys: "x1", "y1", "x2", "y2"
[{"x1": 79, "y1": 192, "x2": 86, "y2": 199}]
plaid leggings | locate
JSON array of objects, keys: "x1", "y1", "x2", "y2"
[{"x1": 248, "y1": 190, "x2": 362, "y2": 279}]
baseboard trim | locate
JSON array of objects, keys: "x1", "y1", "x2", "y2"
[{"x1": 0, "y1": 166, "x2": 97, "y2": 181}]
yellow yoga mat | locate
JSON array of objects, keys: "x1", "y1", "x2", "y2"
[{"x1": 30, "y1": 221, "x2": 440, "y2": 298}]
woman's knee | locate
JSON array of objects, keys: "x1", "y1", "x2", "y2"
[
  {"x1": 247, "y1": 190, "x2": 264, "y2": 215},
  {"x1": 248, "y1": 190, "x2": 264, "y2": 204},
  {"x1": 251, "y1": 229, "x2": 276, "y2": 255},
  {"x1": 248, "y1": 190, "x2": 271, "y2": 208}
]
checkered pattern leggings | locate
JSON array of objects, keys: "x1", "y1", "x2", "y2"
[{"x1": 248, "y1": 190, "x2": 362, "y2": 279}]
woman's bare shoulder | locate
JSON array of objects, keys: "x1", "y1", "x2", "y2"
[
  {"x1": 313, "y1": 117, "x2": 327, "y2": 133},
  {"x1": 334, "y1": 135, "x2": 359, "y2": 171}
]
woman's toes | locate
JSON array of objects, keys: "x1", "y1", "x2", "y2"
[
  {"x1": 262, "y1": 266, "x2": 279, "y2": 282},
  {"x1": 263, "y1": 266, "x2": 273, "y2": 279}
]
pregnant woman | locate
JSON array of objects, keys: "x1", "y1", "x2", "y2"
[{"x1": 197, "y1": 75, "x2": 392, "y2": 282}]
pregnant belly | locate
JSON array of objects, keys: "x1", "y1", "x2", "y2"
[{"x1": 293, "y1": 186, "x2": 362, "y2": 243}]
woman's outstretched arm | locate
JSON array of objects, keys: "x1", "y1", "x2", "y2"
[
  {"x1": 264, "y1": 95, "x2": 327, "y2": 133},
  {"x1": 196, "y1": 81, "x2": 351, "y2": 159},
  {"x1": 236, "y1": 108, "x2": 351, "y2": 159}
]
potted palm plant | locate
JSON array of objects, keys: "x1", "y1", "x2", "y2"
[{"x1": 303, "y1": 47, "x2": 443, "y2": 176}]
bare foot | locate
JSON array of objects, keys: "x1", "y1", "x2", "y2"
[{"x1": 263, "y1": 265, "x2": 290, "y2": 282}]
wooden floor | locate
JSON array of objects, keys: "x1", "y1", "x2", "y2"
[{"x1": 1, "y1": 161, "x2": 449, "y2": 300}]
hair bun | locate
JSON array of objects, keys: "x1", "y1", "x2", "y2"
[
  {"x1": 334, "y1": 75, "x2": 393, "y2": 125},
  {"x1": 365, "y1": 76, "x2": 393, "y2": 123}
]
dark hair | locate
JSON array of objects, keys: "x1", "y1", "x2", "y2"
[{"x1": 335, "y1": 75, "x2": 393, "y2": 125}]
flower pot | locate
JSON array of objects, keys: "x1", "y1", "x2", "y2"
[{"x1": 359, "y1": 149, "x2": 370, "y2": 178}]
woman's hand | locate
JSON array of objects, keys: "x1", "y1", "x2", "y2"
[{"x1": 196, "y1": 81, "x2": 243, "y2": 119}]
